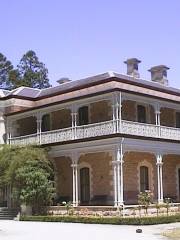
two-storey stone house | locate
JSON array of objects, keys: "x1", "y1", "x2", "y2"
[{"x1": 0, "y1": 58, "x2": 180, "y2": 208}]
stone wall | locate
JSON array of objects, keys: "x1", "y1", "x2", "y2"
[
  {"x1": 123, "y1": 152, "x2": 157, "y2": 204},
  {"x1": 54, "y1": 157, "x2": 72, "y2": 201},
  {"x1": 16, "y1": 116, "x2": 37, "y2": 136},
  {"x1": 163, "y1": 155, "x2": 180, "y2": 201},
  {"x1": 160, "y1": 108, "x2": 175, "y2": 127},
  {"x1": 51, "y1": 109, "x2": 71, "y2": 130},
  {"x1": 122, "y1": 100, "x2": 136, "y2": 121},
  {"x1": 90, "y1": 100, "x2": 112, "y2": 123}
]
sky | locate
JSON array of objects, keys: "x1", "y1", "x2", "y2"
[{"x1": 0, "y1": 0, "x2": 180, "y2": 88}]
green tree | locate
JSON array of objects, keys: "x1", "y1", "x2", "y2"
[
  {"x1": 17, "y1": 50, "x2": 51, "y2": 89},
  {"x1": 0, "y1": 145, "x2": 55, "y2": 214},
  {"x1": 0, "y1": 53, "x2": 14, "y2": 89}
]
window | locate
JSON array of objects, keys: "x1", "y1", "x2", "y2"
[
  {"x1": 78, "y1": 106, "x2": 89, "y2": 125},
  {"x1": 176, "y1": 112, "x2": 180, "y2": 128},
  {"x1": 137, "y1": 105, "x2": 146, "y2": 123},
  {"x1": 42, "y1": 114, "x2": 50, "y2": 132},
  {"x1": 140, "y1": 166, "x2": 149, "y2": 192}
]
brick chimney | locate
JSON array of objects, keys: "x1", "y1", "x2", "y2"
[
  {"x1": 148, "y1": 65, "x2": 169, "y2": 86},
  {"x1": 57, "y1": 77, "x2": 71, "y2": 85},
  {"x1": 124, "y1": 58, "x2": 141, "y2": 78}
]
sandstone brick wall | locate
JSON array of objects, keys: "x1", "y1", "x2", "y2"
[
  {"x1": 122, "y1": 100, "x2": 136, "y2": 121},
  {"x1": 90, "y1": 100, "x2": 112, "y2": 123},
  {"x1": 149, "y1": 105, "x2": 156, "y2": 124},
  {"x1": 163, "y1": 155, "x2": 180, "y2": 201},
  {"x1": 51, "y1": 109, "x2": 71, "y2": 130},
  {"x1": 16, "y1": 116, "x2": 37, "y2": 136},
  {"x1": 79, "y1": 152, "x2": 112, "y2": 198},
  {"x1": 53, "y1": 157, "x2": 72, "y2": 200},
  {"x1": 160, "y1": 108, "x2": 175, "y2": 127},
  {"x1": 123, "y1": 152, "x2": 157, "y2": 204}
]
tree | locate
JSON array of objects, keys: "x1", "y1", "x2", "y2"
[
  {"x1": 17, "y1": 50, "x2": 51, "y2": 89},
  {"x1": 0, "y1": 145, "x2": 55, "y2": 214},
  {"x1": 0, "y1": 53, "x2": 14, "y2": 89}
]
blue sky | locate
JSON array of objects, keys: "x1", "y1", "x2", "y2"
[{"x1": 0, "y1": 0, "x2": 180, "y2": 87}]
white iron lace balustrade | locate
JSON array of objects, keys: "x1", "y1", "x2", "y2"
[
  {"x1": 160, "y1": 126, "x2": 180, "y2": 141},
  {"x1": 10, "y1": 133, "x2": 38, "y2": 145},
  {"x1": 121, "y1": 120, "x2": 159, "y2": 138},
  {"x1": 41, "y1": 127, "x2": 73, "y2": 144},
  {"x1": 76, "y1": 120, "x2": 114, "y2": 139}
]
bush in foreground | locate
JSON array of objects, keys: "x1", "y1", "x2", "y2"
[{"x1": 20, "y1": 214, "x2": 180, "y2": 225}]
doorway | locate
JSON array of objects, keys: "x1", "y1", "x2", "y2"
[{"x1": 80, "y1": 167, "x2": 90, "y2": 204}]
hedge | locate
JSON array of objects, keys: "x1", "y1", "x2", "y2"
[{"x1": 20, "y1": 214, "x2": 180, "y2": 225}]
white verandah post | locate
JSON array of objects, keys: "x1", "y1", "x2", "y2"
[
  {"x1": 112, "y1": 139, "x2": 124, "y2": 207},
  {"x1": 156, "y1": 153, "x2": 164, "y2": 203},
  {"x1": 155, "y1": 104, "x2": 161, "y2": 137},
  {"x1": 71, "y1": 153, "x2": 79, "y2": 207},
  {"x1": 36, "y1": 112, "x2": 42, "y2": 144}
]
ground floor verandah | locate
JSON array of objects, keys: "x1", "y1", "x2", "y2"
[
  {"x1": 1, "y1": 137, "x2": 180, "y2": 209},
  {"x1": 50, "y1": 137, "x2": 180, "y2": 207}
]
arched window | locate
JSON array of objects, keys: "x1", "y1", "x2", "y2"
[
  {"x1": 140, "y1": 166, "x2": 149, "y2": 192},
  {"x1": 137, "y1": 105, "x2": 146, "y2": 123},
  {"x1": 42, "y1": 114, "x2": 50, "y2": 132},
  {"x1": 78, "y1": 106, "x2": 89, "y2": 125}
]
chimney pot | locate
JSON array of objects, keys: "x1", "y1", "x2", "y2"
[
  {"x1": 57, "y1": 77, "x2": 71, "y2": 85},
  {"x1": 124, "y1": 58, "x2": 141, "y2": 78},
  {"x1": 148, "y1": 65, "x2": 169, "y2": 86}
]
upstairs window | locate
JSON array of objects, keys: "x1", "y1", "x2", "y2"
[
  {"x1": 42, "y1": 114, "x2": 51, "y2": 132},
  {"x1": 78, "y1": 106, "x2": 89, "y2": 125},
  {"x1": 137, "y1": 105, "x2": 146, "y2": 123},
  {"x1": 140, "y1": 166, "x2": 149, "y2": 192},
  {"x1": 176, "y1": 112, "x2": 180, "y2": 128}
]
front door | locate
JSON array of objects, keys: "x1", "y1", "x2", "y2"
[
  {"x1": 80, "y1": 167, "x2": 90, "y2": 204},
  {"x1": 178, "y1": 169, "x2": 180, "y2": 200}
]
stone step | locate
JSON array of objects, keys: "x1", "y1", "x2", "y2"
[{"x1": 0, "y1": 208, "x2": 18, "y2": 220}]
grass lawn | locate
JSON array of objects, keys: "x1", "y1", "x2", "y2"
[{"x1": 163, "y1": 228, "x2": 180, "y2": 239}]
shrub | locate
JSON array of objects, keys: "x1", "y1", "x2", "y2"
[
  {"x1": 138, "y1": 190, "x2": 152, "y2": 215},
  {"x1": 20, "y1": 214, "x2": 180, "y2": 225}
]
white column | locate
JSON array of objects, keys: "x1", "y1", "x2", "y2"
[
  {"x1": 71, "y1": 111, "x2": 74, "y2": 139},
  {"x1": 112, "y1": 159, "x2": 118, "y2": 206},
  {"x1": 6, "y1": 120, "x2": 12, "y2": 144},
  {"x1": 36, "y1": 113, "x2": 42, "y2": 144},
  {"x1": 71, "y1": 106, "x2": 77, "y2": 140},
  {"x1": 71, "y1": 153, "x2": 79, "y2": 207},
  {"x1": 156, "y1": 154, "x2": 164, "y2": 203},
  {"x1": 0, "y1": 112, "x2": 5, "y2": 144},
  {"x1": 119, "y1": 92, "x2": 122, "y2": 133},
  {"x1": 155, "y1": 104, "x2": 161, "y2": 137},
  {"x1": 112, "y1": 104, "x2": 116, "y2": 133},
  {"x1": 113, "y1": 142, "x2": 124, "y2": 207}
]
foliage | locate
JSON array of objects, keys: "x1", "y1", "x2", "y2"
[
  {"x1": 138, "y1": 190, "x2": 152, "y2": 215},
  {"x1": 164, "y1": 197, "x2": 172, "y2": 216},
  {"x1": 0, "y1": 145, "x2": 55, "y2": 213},
  {"x1": 17, "y1": 50, "x2": 51, "y2": 89},
  {"x1": 0, "y1": 51, "x2": 51, "y2": 90},
  {"x1": 62, "y1": 201, "x2": 73, "y2": 215},
  {"x1": 20, "y1": 214, "x2": 180, "y2": 225},
  {"x1": 0, "y1": 145, "x2": 18, "y2": 186},
  {"x1": 0, "y1": 53, "x2": 14, "y2": 89}
]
